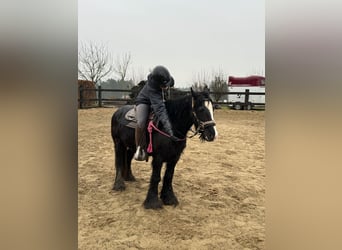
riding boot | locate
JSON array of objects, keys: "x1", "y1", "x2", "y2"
[{"x1": 134, "y1": 126, "x2": 147, "y2": 161}]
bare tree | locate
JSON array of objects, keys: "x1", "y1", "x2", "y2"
[
  {"x1": 210, "y1": 69, "x2": 227, "y2": 102},
  {"x1": 192, "y1": 69, "x2": 210, "y2": 87},
  {"x1": 78, "y1": 41, "x2": 113, "y2": 85},
  {"x1": 130, "y1": 66, "x2": 146, "y2": 85},
  {"x1": 113, "y1": 52, "x2": 132, "y2": 82},
  {"x1": 249, "y1": 67, "x2": 265, "y2": 76}
]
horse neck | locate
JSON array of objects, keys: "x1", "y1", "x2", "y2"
[{"x1": 165, "y1": 95, "x2": 193, "y2": 137}]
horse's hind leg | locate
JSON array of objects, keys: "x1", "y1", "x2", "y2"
[
  {"x1": 123, "y1": 148, "x2": 136, "y2": 182},
  {"x1": 112, "y1": 142, "x2": 126, "y2": 191},
  {"x1": 160, "y1": 160, "x2": 179, "y2": 206},
  {"x1": 143, "y1": 157, "x2": 163, "y2": 209}
]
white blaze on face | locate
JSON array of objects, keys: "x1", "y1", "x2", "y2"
[{"x1": 204, "y1": 100, "x2": 218, "y2": 139}]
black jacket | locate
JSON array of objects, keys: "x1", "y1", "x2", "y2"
[{"x1": 135, "y1": 79, "x2": 174, "y2": 136}]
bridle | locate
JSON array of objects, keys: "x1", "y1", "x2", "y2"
[
  {"x1": 148, "y1": 96, "x2": 216, "y2": 141},
  {"x1": 188, "y1": 99, "x2": 216, "y2": 138}
]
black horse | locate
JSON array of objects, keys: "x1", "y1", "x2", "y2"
[{"x1": 111, "y1": 88, "x2": 218, "y2": 209}]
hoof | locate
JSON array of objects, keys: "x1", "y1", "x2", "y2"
[
  {"x1": 161, "y1": 194, "x2": 179, "y2": 206},
  {"x1": 112, "y1": 182, "x2": 126, "y2": 191},
  {"x1": 143, "y1": 198, "x2": 163, "y2": 209},
  {"x1": 124, "y1": 175, "x2": 136, "y2": 182}
]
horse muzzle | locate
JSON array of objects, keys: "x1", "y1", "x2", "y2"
[{"x1": 199, "y1": 121, "x2": 217, "y2": 142}]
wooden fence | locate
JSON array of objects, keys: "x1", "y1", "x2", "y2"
[{"x1": 78, "y1": 86, "x2": 265, "y2": 110}]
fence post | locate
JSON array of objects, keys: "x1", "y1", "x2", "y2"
[
  {"x1": 244, "y1": 89, "x2": 250, "y2": 108},
  {"x1": 79, "y1": 85, "x2": 83, "y2": 109},
  {"x1": 98, "y1": 86, "x2": 102, "y2": 107}
]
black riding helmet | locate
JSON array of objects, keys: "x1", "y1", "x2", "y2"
[{"x1": 148, "y1": 65, "x2": 174, "y2": 88}]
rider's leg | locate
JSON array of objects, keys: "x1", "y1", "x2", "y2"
[{"x1": 134, "y1": 104, "x2": 149, "y2": 161}]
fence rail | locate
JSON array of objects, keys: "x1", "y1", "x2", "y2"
[{"x1": 78, "y1": 86, "x2": 265, "y2": 109}]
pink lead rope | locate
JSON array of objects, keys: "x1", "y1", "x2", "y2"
[
  {"x1": 147, "y1": 121, "x2": 169, "y2": 153},
  {"x1": 147, "y1": 121, "x2": 154, "y2": 153},
  {"x1": 146, "y1": 120, "x2": 185, "y2": 153}
]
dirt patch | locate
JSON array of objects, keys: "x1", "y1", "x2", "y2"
[{"x1": 78, "y1": 108, "x2": 265, "y2": 249}]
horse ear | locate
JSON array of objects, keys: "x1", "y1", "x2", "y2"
[
  {"x1": 204, "y1": 85, "x2": 210, "y2": 92},
  {"x1": 190, "y1": 87, "x2": 196, "y2": 108},
  {"x1": 190, "y1": 87, "x2": 198, "y2": 97}
]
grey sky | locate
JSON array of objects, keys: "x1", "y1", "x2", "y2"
[{"x1": 78, "y1": 0, "x2": 265, "y2": 87}]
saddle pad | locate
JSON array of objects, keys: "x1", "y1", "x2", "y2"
[{"x1": 114, "y1": 105, "x2": 137, "y2": 129}]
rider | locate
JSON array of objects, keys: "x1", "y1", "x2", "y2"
[{"x1": 134, "y1": 65, "x2": 178, "y2": 161}]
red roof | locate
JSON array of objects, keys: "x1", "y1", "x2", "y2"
[{"x1": 228, "y1": 75, "x2": 265, "y2": 86}]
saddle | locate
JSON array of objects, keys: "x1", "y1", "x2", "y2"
[
  {"x1": 123, "y1": 108, "x2": 138, "y2": 128},
  {"x1": 120, "y1": 106, "x2": 155, "y2": 129},
  {"x1": 121, "y1": 106, "x2": 157, "y2": 154},
  {"x1": 119, "y1": 106, "x2": 174, "y2": 154}
]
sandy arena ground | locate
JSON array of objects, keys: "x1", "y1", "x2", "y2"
[{"x1": 78, "y1": 107, "x2": 265, "y2": 250}]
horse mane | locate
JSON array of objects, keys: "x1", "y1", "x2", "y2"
[
  {"x1": 165, "y1": 94, "x2": 192, "y2": 122},
  {"x1": 161, "y1": 95, "x2": 193, "y2": 138}
]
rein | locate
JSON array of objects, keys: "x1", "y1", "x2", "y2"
[
  {"x1": 146, "y1": 99, "x2": 216, "y2": 153},
  {"x1": 148, "y1": 121, "x2": 186, "y2": 141}
]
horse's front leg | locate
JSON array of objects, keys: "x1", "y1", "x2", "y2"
[
  {"x1": 160, "y1": 160, "x2": 179, "y2": 206},
  {"x1": 143, "y1": 157, "x2": 163, "y2": 209}
]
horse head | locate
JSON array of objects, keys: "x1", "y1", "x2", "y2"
[{"x1": 191, "y1": 87, "x2": 218, "y2": 141}]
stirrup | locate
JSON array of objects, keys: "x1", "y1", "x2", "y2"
[{"x1": 134, "y1": 146, "x2": 147, "y2": 161}]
